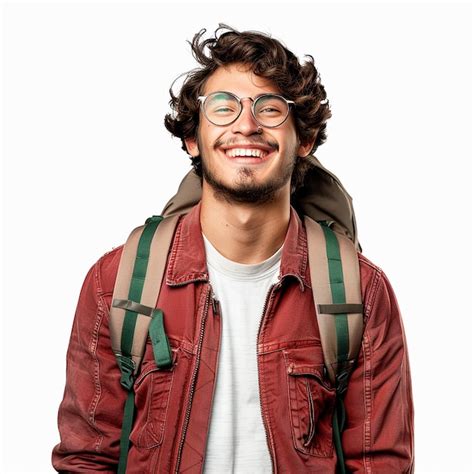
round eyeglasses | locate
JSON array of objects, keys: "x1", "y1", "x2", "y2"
[{"x1": 197, "y1": 91, "x2": 295, "y2": 128}]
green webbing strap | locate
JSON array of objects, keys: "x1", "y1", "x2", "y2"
[
  {"x1": 333, "y1": 396, "x2": 347, "y2": 474},
  {"x1": 120, "y1": 216, "x2": 163, "y2": 357},
  {"x1": 118, "y1": 391, "x2": 135, "y2": 474},
  {"x1": 320, "y1": 224, "x2": 349, "y2": 364},
  {"x1": 117, "y1": 215, "x2": 163, "y2": 474},
  {"x1": 149, "y1": 309, "x2": 173, "y2": 368},
  {"x1": 320, "y1": 222, "x2": 349, "y2": 474}
]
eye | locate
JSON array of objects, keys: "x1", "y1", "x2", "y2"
[
  {"x1": 258, "y1": 106, "x2": 284, "y2": 116},
  {"x1": 207, "y1": 100, "x2": 239, "y2": 115},
  {"x1": 214, "y1": 106, "x2": 234, "y2": 113},
  {"x1": 260, "y1": 107, "x2": 279, "y2": 113}
]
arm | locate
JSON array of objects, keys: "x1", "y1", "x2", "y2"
[
  {"x1": 52, "y1": 250, "x2": 125, "y2": 472},
  {"x1": 343, "y1": 259, "x2": 415, "y2": 473}
]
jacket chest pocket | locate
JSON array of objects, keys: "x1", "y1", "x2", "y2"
[
  {"x1": 129, "y1": 348, "x2": 178, "y2": 449},
  {"x1": 284, "y1": 349, "x2": 336, "y2": 458}
]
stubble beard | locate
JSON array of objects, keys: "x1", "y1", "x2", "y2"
[{"x1": 200, "y1": 149, "x2": 296, "y2": 205}]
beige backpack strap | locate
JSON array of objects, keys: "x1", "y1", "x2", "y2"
[
  {"x1": 305, "y1": 215, "x2": 364, "y2": 387},
  {"x1": 110, "y1": 213, "x2": 180, "y2": 376},
  {"x1": 109, "y1": 213, "x2": 181, "y2": 474},
  {"x1": 304, "y1": 215, "x2": 364, "y2": 473}
]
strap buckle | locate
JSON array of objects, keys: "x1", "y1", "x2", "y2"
[{"x1": 116, "y1": 355, "x2": 136, "y2": 390}]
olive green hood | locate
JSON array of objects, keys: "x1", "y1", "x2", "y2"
[{"x1": 161, "y1": 154, "x2": 362, "y2": 253}]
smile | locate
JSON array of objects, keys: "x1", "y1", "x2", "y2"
[
  {"x1": 219, "y1": 146, "x2": 275, "y2": 164},
  {"x1": 225, "y1": 148, "x2": 268, "y2": 158}
]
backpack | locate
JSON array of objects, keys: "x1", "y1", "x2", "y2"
[{"x1": 109, "y1": 154, "x2": 364, "y2": 474}]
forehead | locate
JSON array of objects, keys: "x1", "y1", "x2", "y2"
[{"x1": 202, "y1": 63, "x2": 281, "y2": 97}]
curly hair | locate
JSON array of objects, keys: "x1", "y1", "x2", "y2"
[{"x1": 164, "y1": 24, "x2": 332, "y2": 192}]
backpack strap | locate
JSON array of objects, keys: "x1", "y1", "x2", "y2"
[
  {"x1": 304, "y1": 216, "x2": 364, "y2": 474},
  {"x1": 109, "y1": 213, "x2": 180, "y2": 474}
]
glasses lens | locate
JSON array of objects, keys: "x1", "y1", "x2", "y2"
[
  {"x1": 203, "y1": 92, "x2": 240, "y2": 125},
  {"x1": 254, "y1": 95, "x2": 289, "y2": 127},
  {"x1": 202, "y1": 92, "x2": 291, "y2": 127}
]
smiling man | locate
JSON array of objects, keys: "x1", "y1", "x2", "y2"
[
  {"x1": 189, "y1": 68, "x2": 306, "y2": 206},
  {"x1": 52, "y1": 25, "x2": 414, "y2": 473},
  {"x1": 185, "y1": 63, "x2": 314, "y2": 266}
]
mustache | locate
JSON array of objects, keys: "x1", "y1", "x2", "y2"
[{"x1": 214, "y1": 137, "x2": 279, "y2": 150}]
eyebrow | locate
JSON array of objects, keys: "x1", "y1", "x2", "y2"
[
  {"x1": 209, "y1": 91, "x2": 276, "y2": 100},
  {"x1": 211, "y1": 92, "x2": 233, "y2": 100}
]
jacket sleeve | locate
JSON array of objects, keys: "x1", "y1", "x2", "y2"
[
  {"x1": 343, "y1": 263, "x2": 415, "y2": 473},
  {"x1": 52, "y1": 252, "x2": 125, "y2": 473}
]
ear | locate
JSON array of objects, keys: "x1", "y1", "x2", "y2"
[
  {"x1": 297, "y1": 140, "x2": 315, "y2": 157},
  {"x1": 297, "y1": 133, "x2": 318, "y2": 157},
  {"x1": 185, "y1": 136, "x2": 200, "y2": 157}
]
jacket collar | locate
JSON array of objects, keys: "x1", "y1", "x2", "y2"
[{"x1": 166, "y1": 201, "x2": 310, "y2": 290}]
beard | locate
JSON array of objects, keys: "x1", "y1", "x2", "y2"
[
  {"x1": 201, "y1": 153, "x2": 296, "y2": 205},
  {"x1": 198, "y1": 133, "x2": 298, "y2": 205}
]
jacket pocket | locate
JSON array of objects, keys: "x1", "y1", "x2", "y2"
[
  {"x1": 129, "y1": 347, "x2": 178, "y2": 449},
  {"x1": 284, "y1": 349, "x2": 336, "y2": 458}
]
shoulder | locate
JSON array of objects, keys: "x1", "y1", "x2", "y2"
[
  {"x1": 88, "y1": 244, "x2": 124, "y2": 296},
  {"x1": 357, "y1": 252, "x2": 402, "y2": 326},
  {"x1": 358, "y1": 252, "x2": 383, "y2": 293},
  {"x1": 358, "y1": 252, "x2": 391, "y2": 318},
  {"x1": 88, "y1": 213, "x2": 185, "y2": 295}
]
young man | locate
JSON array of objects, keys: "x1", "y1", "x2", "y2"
[{"x1": 52, "y1": 25, "x2": 414, "y2": 473}]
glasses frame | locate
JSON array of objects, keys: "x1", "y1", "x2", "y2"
[{"x1": 197, "y1": 90, "x2": 295, "y2": 128}]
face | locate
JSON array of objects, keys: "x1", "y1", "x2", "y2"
[{"x1": 185, "y1": 63, "x2": 314, "y2": 204}]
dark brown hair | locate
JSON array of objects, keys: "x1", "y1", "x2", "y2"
[{"x1": 164, "y1": 24, "x2": 332, "y2": 192}]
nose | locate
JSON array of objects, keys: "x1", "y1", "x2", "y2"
[{"x1": 230, "y1": 97, "x2": 260, "y2": 135}]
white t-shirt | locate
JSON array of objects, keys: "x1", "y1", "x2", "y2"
[{"x1": 202, "y1": 233, "x2": 282, "y2": 473}]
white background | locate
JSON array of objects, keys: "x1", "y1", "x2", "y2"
[{"x1": 1, "y1": 1, "x2": 473, "y2": 473}]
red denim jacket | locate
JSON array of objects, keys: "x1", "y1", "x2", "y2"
[{"x1": 52, "y1": 204, "x2": 414, "y2": 473}]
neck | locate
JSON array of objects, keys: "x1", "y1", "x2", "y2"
[{"x1": 200, "y1": 181, "x2": 291, "y2": 264}]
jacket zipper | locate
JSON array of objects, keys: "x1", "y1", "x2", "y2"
[
  {"x1": 175, "y1": 285, "x2": 212, "y2": 473},
  {"x1": 211, "y1": 294, "x2": 220, "y2": 315},
  {"x1": 256, "y1": 280, "x2": 282, "y2": 473},
  {"x1": 203, "y1": 292, "x2": 222, "y2": 467}
]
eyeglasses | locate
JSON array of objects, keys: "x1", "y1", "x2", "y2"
[{"x1": 197, "y1": 91, "x2": 295, "y2": 128}]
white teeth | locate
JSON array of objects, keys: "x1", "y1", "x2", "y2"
[{"x1": 224, "y1": 148, "x2": 268, "y2": 158}]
